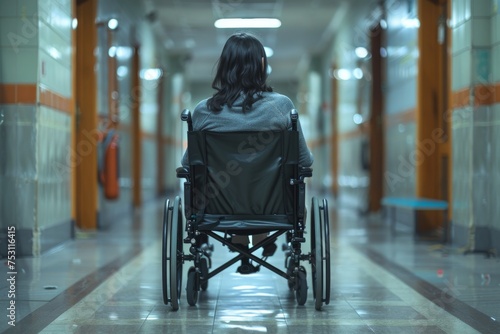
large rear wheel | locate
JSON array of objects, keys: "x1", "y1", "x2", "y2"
[
  {"x1": 311, "y1": 197, "x2": 323, "y2": 310},
  {"x1": 322, "y1": 198, "x2": 331, "y2": 306},
  {"x1": 310, "y1": 197, "x2": 331, "y2": 310},
  {"x1": 169, "y1": 196, "x2": 184, "y2": 311},
  {"x1": 161, "y1": 199, "x2": 170, "y2": 305}
]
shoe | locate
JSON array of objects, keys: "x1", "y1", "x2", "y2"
[
  {"x1": 232, "y1": 243, "x2": 260, "y2": 274},
  {"x1": 237, "y1": 263, "x2": 259, "y2": 275},
  {"x1": 262, "y1": 242, "x2": 277, "y2": 257}
]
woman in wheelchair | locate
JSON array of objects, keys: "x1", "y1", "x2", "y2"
[
  {"x1": 181, "y1": 32, "x2": 313, "y2": 274},
  {"x1": 164, "y1": 32, "x2": 330, "y2": 311}
]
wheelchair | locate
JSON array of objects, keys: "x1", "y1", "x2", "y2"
[{"x1": 162, "y1": 109, "x2": 330, "y2": 311}]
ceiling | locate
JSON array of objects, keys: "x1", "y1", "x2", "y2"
[{"x1": 141, "y1": 0, "x2": 373, "y2": 84}]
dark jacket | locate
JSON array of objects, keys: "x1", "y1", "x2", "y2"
[{"x1": 181, "y1": 91, "x2": 314, "y2": 167}]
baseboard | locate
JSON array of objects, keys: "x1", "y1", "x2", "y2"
[
  {"x1": 452, "y1": 223, "x2": 469, "y2": 249},
  {"x1": 0, "y1": 220, "x2": 74, "y2": 257},
  {"x1": 38, "y1": 219, "x2": 75, "y2": 255}
]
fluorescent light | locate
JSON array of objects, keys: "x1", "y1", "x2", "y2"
[
  {"x1": 116, "y1": 46, "x2": 133, "y2": 60},
  {"x1": 117, "y1": 66, "x2": 128, "y2": 78},
  {"x1": 140, "y1": 68, "x2": 163, "y2": 80},
  {"x1": 334, "y1": 69, "x2": 351, "y2": 80},
  {"x1": 401, "y1": 18, "x2": 420, "y2": 28},
  {"x1": 108, "y1": 18, "x2": 118, "y2": 30},
  {"x1": 108, "y1": 46, "x2": 116, "y2": 57},
  {"x1": 355, "y1": 47, "x2": 368, "y2": 58},
  {"x1": 353, "y1": 114, "x2": 363, "y2": 125},
  {"x1": 214, "y1": 18, "x2": 281, "y2": 29}
]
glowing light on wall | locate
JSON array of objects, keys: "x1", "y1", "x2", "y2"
[
  {"x1": 355, "y1": 47, "x2": 369, "y2": 59},
  {"x1": 352, "y1": 68, "x2": 363, "y2": 79},
  {"x1": 108, "y1": 18, "x2": 118, "y2": 30},
  {"x1": 140, "y1": 68, "x2": 163, "y2": 80}
]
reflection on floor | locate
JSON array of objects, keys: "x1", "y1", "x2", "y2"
[{"x1": 2, "y1": 195, "x2": 500, "y2": 334}]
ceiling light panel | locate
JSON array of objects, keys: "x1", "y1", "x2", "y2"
[{"x1": 214, "y1": 18, "x2": 281, "y2": 28}]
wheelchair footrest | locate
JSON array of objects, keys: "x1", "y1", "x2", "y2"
[{"x1": 262, "y1": 242, "x2": 277, "y2": 257}]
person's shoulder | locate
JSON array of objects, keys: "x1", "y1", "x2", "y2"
[
  {"x1": 191, "y1": 99, "x2": 215, "y2": 120},
  {"x1": 263, "y1": 91, "x2": 291, "y2": 101},
  {"x1": 261, "y1": 92, "x2": 295, "y2": 113},
  {"x1": 193, "y1": 99, "x2": 210, "y2": 113}
]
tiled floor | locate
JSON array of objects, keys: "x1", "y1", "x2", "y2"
[{"x1": 2, "y1": 194, "x2": 500, "y2": 333}]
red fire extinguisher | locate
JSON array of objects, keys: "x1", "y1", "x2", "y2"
[{"x1": 99, "y1": 130, "x2": 120, "y2": 200}]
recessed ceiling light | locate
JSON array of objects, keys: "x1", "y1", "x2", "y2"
[{"x1": 214, "y1": 18, "x2": 281, "y2": 29}]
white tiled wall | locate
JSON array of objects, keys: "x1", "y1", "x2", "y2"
[
  {"x1": 0, "y1": 1, "x2": 39, "y2": 83},
  {"x1": 451, "y1": 1, "x2": 495, "y2": 91},
  {"x1": 450, "y1": 0, "x2": 500, "y2": 250},
  {"x1": 0, "y1": 0, "x2": 73, "y2": 253},
  {"x1": 37, "y1": 106, "x2": 71, "y2": 229},
  {"x1": 0, "y1": 0, "x2": 71, "y2": 87},
  {"x1": 382, "y1": 1, "x2": 419, "y2": 197},
  {"x1": 452, "y1": 19, "x2": 472, "y2": 54},
  {"x1": 36, "y1": 0, "x2": 73, "y2": 231},
  {"x1": 493, "y1": 43, "x2": 500, "y2": 82},
  {"x1": 493, "y1": 2, "x2": 500, "y2": 82},
  {"x1": 451, "y1": 49, "x2": 472, "y2": 91},
  {"x1": 38, "y1": 0, "x2": 72, "y2": 97},
  {"x1": 471, "y1": 0, "x2": 492, "y2": 17},
  {"x1": 472, "y1": 18, "x2": 491, "y2": 47},
  {"x1": 0, "y1": 105, "x2": 37, "y2": 229}
]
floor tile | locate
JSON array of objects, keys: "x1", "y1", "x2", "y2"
[{"x1": 5, "y1": 196, "x2": 499, "y2": 334}]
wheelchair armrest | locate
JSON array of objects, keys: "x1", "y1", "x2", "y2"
[
  {"x1": 176, "y1": 166, "x2": 190, "y2": 179},
  {"x1": 299, "y1": 167, "x2": 313, "y2": 178}
]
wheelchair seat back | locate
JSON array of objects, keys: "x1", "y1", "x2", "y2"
[{"x1": 186, "y1": 129, "x2": 299, "y2": 230}]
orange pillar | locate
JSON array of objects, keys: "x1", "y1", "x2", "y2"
[
  {"x1": 75, "y1": 0, "x2": 98, "y2": 229},
  {"x1": 416, "y1": 0, "x2": 451, "y2": 232},
  {"x1": 70, "y1": 0, "x2": 77, "y2": 224}
]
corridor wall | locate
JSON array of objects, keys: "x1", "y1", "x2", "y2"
[
  {"x1": 0, "y1": 0, "x2": 73, "y2": 255},
  {"x1": 450, "y1": 0, "x2": 500, "y2": 252}
]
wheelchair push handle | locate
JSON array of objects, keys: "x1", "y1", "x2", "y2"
[
  {"x1": 181, "y1": 109, "x2": 193, "y2": 131},
  {"x1": 290, "y1": 109, "x2": 298, "y2": 131}
]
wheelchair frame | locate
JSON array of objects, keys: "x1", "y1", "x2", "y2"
[{"x1": 162, "y1": 109, "x2": 330, "y2": 311}]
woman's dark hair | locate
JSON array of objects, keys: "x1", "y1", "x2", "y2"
[{"x1": 207, "y1": 32, "x2": 273, "y2": 112}]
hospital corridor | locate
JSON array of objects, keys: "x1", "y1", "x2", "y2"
[{"x1": 1, "y1": 0, "x2": 500, "y2": 333}]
